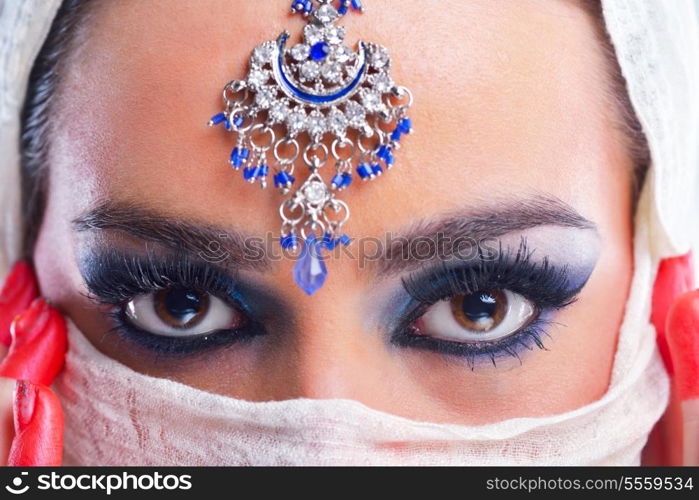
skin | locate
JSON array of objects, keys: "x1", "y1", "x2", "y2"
[{"x1": 25, "y1": 0, "x2": 634, "y2": 426}]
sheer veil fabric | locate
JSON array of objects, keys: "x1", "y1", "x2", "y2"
[{"x1": 0, "y1": 0, "x2": 698, "y2": 465}]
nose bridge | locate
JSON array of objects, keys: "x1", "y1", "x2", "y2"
[{"x1": 284, "y1": 300, "x2": 383, "y2": 401}]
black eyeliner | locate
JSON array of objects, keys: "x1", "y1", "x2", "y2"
[
  {"x1": 78, "y1": 248, "x2": 275, "y2": 356},
  {"x1": 391, "y1": 238, "x2": 593, "y2": 368}
]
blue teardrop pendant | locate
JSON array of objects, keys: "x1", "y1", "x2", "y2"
[{"x1": 293, "y1": 235, "x2": 328, "y2": 295}]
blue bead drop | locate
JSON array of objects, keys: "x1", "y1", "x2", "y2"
[
  {"x1": 293, "y1": 235, "x2": 328, "y2": 296},
  {"x1": 357, "y1": 163, "x2": 373, "y2": 179},
  {"x1": 243, "y1": 163, "x2": 260, "y2": 181},
  {"x1": 331, "y1": 173, "x2": 344, "y2": 189},
  {"x1": 209, "y1": 112, "x2": 226, "y2": 126},
  {"x1": 351, "y1": 0, "x2": 362, "y2": 10},
  {"x1": 321, "y1": 232, "x2": 337, "y2": 250},
  {"x1": 341, "y1": 172, "x2": 353, "y2": 188},
  {"x1": 231, "y1": 115, "x2": 244, "y2": 129},
  {"x1": 398, "y1": 117, "x2": 413, "y2": 134},
  {"x1": 281, "y1": 233, "x2": 299, "y2": 250},
  {"x1": 230, "y1": 147, "x2": 249, "y2": 168}
]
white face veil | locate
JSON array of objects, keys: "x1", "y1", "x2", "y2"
[{"x1": 1, "y1": 0, "x2": 698, "y2": 465}]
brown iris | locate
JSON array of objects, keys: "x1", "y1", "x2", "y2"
[
  {"x1": 450, "y1": 290, "x2": 507, "y2": 332},
  {"x1": 153, "y1": 288, "x2": 210, "y2": 329}
]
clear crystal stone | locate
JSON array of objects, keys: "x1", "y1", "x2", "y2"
[
  {"x1": 303, "y1": 181, "x2": 328, "y2": 205},
  {"x1": 247, "y1": 69, "x2": 269, "y2": 89},
  {"x1": 304, "y1": 24, "x2": 325, "y2": 45},
  {"x1": 300, "y1": 60, "x2": 320, "y2": 81},
  {"x1": 333, "y1": 45, "x2": 353, "y2": 63},
  {"x1": 321, "y1": 62, "x2": 342, "y2": 83},
  {"x1": 325, "y1": 26, "x2": 345, "y2": 45},
  {"x1": 370, "y1": 72, "x2": 393, "y2": 93},
  {"x1": 327, "y1": 107, "x2": 348, "y2": 136},
  {"x1": 268, "y1": 100, "x2": 289, "y2": 124},
  {"x1": 344, "y1": 100, "x2": 367, "y2": 128},
  {"x1": 286, "y1": 108, "x2": 307, "y2": 136},
  {"x1": 307, "y1": 110, "x2": 327, "y2": 137},
  {"x1": 370, "y1": 46, "x2": 390, "y2": 69},
  {"x1": 360, "y1": 89, "x2": 383, "y2": 113},
  {"x1": 255, "y1": 86, "x2": 276, "y2": 109},
  {"x1": 252, "y1": 42, "x2": 275, "y2": 66},
  {"x1": 314, "y1": 4, "x2": 339, "y2": 24},
  {"x1": 290, "y1": 44, "x2": 310, "y2": 61}
]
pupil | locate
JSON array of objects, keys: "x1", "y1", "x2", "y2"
[
  {"x1": 156, "y1": 288, "x2": 208, "y2": 327},
  {"x1": 461, "y1": 292, "x2": 498, "y2": 322}
]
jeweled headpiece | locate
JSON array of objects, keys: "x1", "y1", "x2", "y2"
[{"x1": 209, "y1": 0, "x2": 413, "y2": 294}]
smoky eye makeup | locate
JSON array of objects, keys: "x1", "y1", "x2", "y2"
[
  {"x1": 387, "y1": 237, "x2": 598, "y2": 369},
  {"x1": 78, "y1": 247, "x2": 278, "y2": 357}
]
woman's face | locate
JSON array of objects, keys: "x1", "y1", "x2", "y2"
[{"x1": 34, "y1": 0, "x2": 634, "y2": 425}]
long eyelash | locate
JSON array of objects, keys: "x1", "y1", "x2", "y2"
[
  {"x1": 80, "y1": 248, "x2": 263, "y2": 357},
  {"x1": 401, "y1": 237, "x2": 580, "y2": 310},
  {"x1": 81, "y1": 248, "x2": 244, "y2": 310},
  {"x1": 394, "y1": 238, "x2": 585, "y2": 368}
]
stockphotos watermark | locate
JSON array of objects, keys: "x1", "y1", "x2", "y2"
[
  {"x1": 4, "y1": 471, "x2": 192, "y2": 495},
  {"x1": 197, "y1": 232, "x2": 501, "y2": 268}
]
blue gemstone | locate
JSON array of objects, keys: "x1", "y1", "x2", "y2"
[
  {"x1": 357, "y1": 163, "x2": 373, "y2": 179},
  {"x1": 351, "y1": 0, "x2": 362, "y2": 10},
  {"x1": 291, "y1": 0, "x2": 305, "y2": 12},
  {"x1": 372, "y1": 163, "x2": 383, "y2": 176},
  {"x1": 281, "y1": 232, "x2": 299, "y2": 250},
  {"x1": 341, "y1": 172, "x2": 353, "y2": 188},
  {"x1": 321, "y1": 232, "x2": 336, "y2": 250},
  {"x1": 310, "y1": 42, "x2": 330, "y2": 61},
  {"x1": 274, "y1": 171, "x2": 294, "y2": 188},
  {"x1": 304, "y1": 0, "x2": 313, "y2": 13},
  {"x1": 398, "y1": 117, "x2": 412, "y2": 134},
  {"x1": 376, "y1": 145, "x2": 392, "y2": 160},
  {"x1": 339, "y1": 234, "x2": 352, "y2": 246},
  {"x1": 242, "y1": 165, "x2": 261, "y2": 181},
  {"x1": 230, "y1": 147, "x2": 249, "y2": 168},
  {"x1": 338, "y1": 1, "x2": 348, "y2": 15},
  {"x1": 331, "y1": 173, "x2": 344, "y2": 189},
  {"x1": 259, "y1": 164, "x2": 269, "y2": 177},
  {"x1": 384, "y1": 154, "x2": 395, "y2": 166},
  {"x1": 230, "y1": 115, "x2": 244, "y2": 129},
  {"x1": 209, "y1": 112, "x2": 226, "y2": 126},
  {"x1": 390, "y1": 129, "x2": 402, "y2": 142},
  {"x1": 293, "y1": 235, "x2": 328, "y2": 295}
]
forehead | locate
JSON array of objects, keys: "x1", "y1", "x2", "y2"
[{"x1": 50, "y1": 0, "x2": 626, "y2": 237}]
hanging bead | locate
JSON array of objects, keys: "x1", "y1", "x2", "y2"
[
  {"x1": 357, "y1": 162, "x2": 373, "y2": 179},
  {"x1": 208, "y1": 112, "x2": 226, "y2": 126},
  {"x1": 293, "y1": 234, "x2": 328, "y2": 295},
  {"x1": 230, "y1": 147, "x2": 250, "y2": 169},
  {"x1": 281, "y1": 232, "x2": 299, "y2": 250}
]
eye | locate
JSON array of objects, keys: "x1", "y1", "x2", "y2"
[
  {"x1": 413, "y1": 289, "x2": 537, "y2": 343},
  {"x1": 124, "y1": 287, "x2": 246, "y2": 337}
]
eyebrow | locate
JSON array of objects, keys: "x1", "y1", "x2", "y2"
[
  {"x1": 373, "y1": 194, "x2": 597, "y2": 277},
  {"x1": 72, "y1": 201, "x2": 271, "y2": 272},
  {"x1": 73, "y1": 194, "x2": 595, "y2": 278}
]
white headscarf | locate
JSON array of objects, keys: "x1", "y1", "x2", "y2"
[{"x1": 0, "y1": 0, "x2": 697, "y2": 465}]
